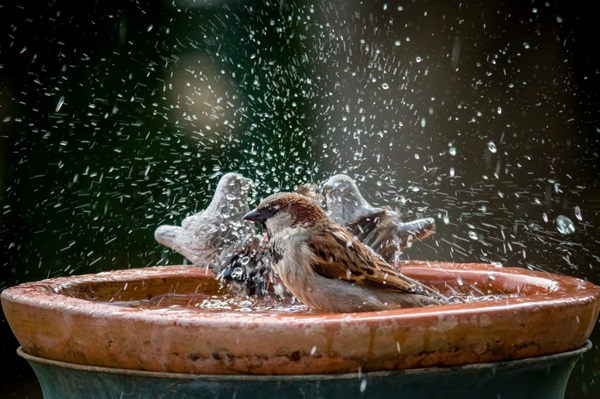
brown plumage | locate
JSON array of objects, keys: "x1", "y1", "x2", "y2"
[{"x1": 243, "y1": 192, "x2": 446, "y2": 312}]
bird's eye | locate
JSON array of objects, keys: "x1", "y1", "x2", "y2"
[{"x1": 264, "y1": 205, "x2": 279, "y2": 216}]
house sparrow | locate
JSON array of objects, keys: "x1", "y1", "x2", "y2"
[
  {"x1": 154, "y1": 172, "x2": 254, "y2": 273},
  {"x1": 217, "y1": 182, "x2": 322, "y2": 300},
  {"x1": 323, "y1": 174, "x2": 436, "y2": 263},
  {"x1": 216, "y1": 193, "x2": 300, "y2": 301},
  {"x1": 243, "y1": 192, "x2": 446, "y2": 312}
]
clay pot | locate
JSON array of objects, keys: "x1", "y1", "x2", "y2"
[{"x1": 2, "y1": 261, "x2": 600, "y2": 376}]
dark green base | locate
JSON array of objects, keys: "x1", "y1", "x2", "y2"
[{"x1": 19, "y1": 342, "x2": 590, "y2": 399}]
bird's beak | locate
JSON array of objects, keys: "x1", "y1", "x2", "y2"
[{"x1": 243, "y1": 208, "x2": 266, "y2": 223}]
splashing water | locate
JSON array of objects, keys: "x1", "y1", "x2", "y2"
[
  {"x1": 108, "y1": 293, "x2": 309, "y2": 314},
  {"x1": 2, "y1": 1, "x2": 600, "y2": 398},
  {"x1": 555, "y1": 215, "x2": 576, "y2": 235}
]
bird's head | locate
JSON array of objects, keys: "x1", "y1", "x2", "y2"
[{"x1": 243, "y1": 192, "x2": 328, "y2": 236}]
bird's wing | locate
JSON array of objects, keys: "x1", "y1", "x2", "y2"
[
  {"x1": 307, "y1": 226, "x2": 426, "y2": 294},
  {"x1": 348, "y1": 211, "x2": 436, "y2": 262}
]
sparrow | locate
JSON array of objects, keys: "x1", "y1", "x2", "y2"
[
  {"x1": 154, "y1": 172, "x2": 254, "y2": 273},
  {"x1": 323, "y1": 174, "x2": 436, "y2": 263},
  {"x1": 243, "y1": 192, "x2": 446, "y2": 313},
  {"x1": 217, "y1": 183, "x2": 320, "y2": 300}
]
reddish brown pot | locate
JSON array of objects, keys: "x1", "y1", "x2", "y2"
[{"x1": 2, "y1": 262, "x2": 599, "y2": 375}]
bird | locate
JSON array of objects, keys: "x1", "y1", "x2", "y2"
[
  {"x1": 216, "y1": 183, "x2": 320, "y2": 300},
  {"x1": 154, "y1": 172, "x2": 255, "y2": 274},
  {"x1": 323, "y1": 174, "x2": 436, "y2": 263},
  {"x1": 243, "y1": 192, "x2": 446, "y2": 313}
]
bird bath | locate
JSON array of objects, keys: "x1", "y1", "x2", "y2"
[{"x1": 2, "y1": 261, "x2": 600, "y2": 399}]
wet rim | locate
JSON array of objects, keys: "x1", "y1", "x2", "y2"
[
  {"x1": 3, "y1": 262, "x2": 600, "y2": 375},
  {"x1": 2, "y1": 262, "x2": 599, "y2": 323}
]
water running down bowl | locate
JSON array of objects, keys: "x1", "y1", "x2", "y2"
[{"x1": 2, "y1": 261, "x2": 599, "y2": 376}]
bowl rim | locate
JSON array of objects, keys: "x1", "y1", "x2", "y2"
[{"x1": 3, "y1": 262, "x2": 600, "y2": 375}]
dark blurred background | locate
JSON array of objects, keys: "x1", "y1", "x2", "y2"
[{"x1": 1, "y1": 0, "x2": 599, "y2": 397}]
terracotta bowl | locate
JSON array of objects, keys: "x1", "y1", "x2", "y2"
[{"x1": 2, "y1": 261, "x2": 599, "y2": 375}]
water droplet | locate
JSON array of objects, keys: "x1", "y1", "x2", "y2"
[
  {"x1": 381, "y1": 83, "x2": 389, "y2": 89},
  {"x1": 449, "y1": 147, "x2": 457, "y2": 156},
  {"x1": 542, "y1": 212, "x2": 548, "y2": 223},
  {"x1": 394, "y1": 39, "x2": 401, "y2": 46},
  {"x1": 528, "y1": 223, "x2": 542, "y2": 231},
  {"x1": 231, "y1": 267, "x2": 244, "y2": 279},
  {"x1": 468, "y1": 231, "x2": 478, "y2": 240},
  {"x1": 359, "y1": 378, "x2": 368, "y2": 393},
  {"x1": 555, "y1": 215, "x2": 575, "y2": 235},
  {"x1": 574, "y1": 206, "x2": 583, "y2": 221},
  {"x1": 487, "y1": 141, "x2": 497, "y2": 153},
  {"x1": 55, "y1": 96, "x2": 65, "y2": 112},
  {"x1": 449, "y1": 167, "x2": 455, "y2": 177}
]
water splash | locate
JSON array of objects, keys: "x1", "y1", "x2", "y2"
[
  {"x1": 108, "y1": 293, "x2": 310, "y2": 314},
  {"x1": 574, "y1": 206, "x2": 583, "y2": 221},
  {"x1": 555, "y1": 215, "x2": 575, "y2": 235}
]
